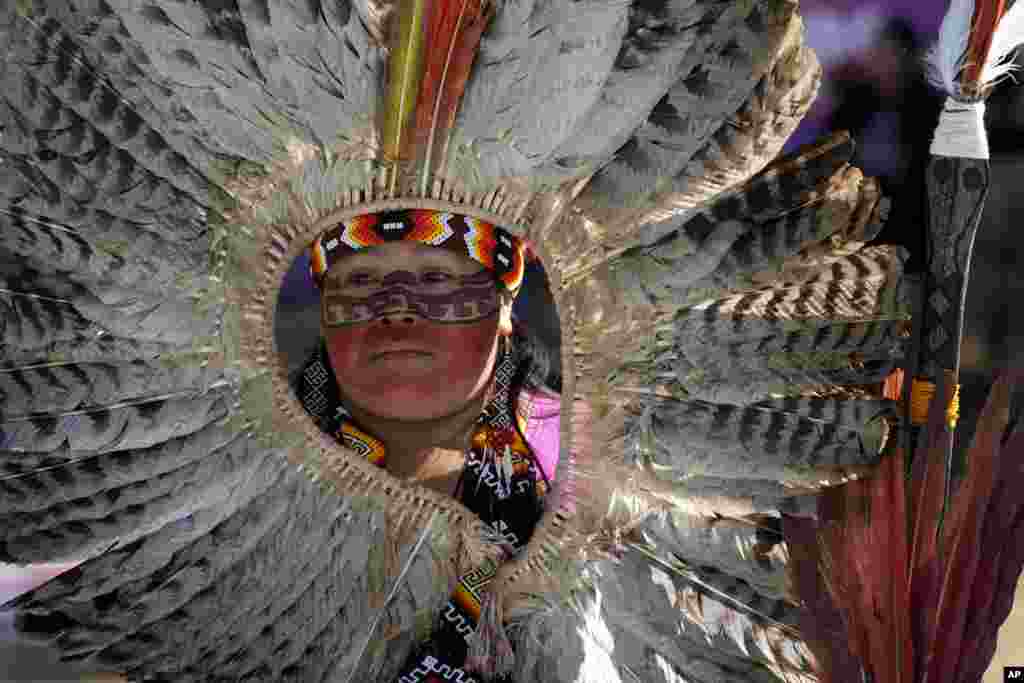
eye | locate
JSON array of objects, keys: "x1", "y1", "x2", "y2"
[
  {"x1": 422, "y1": 270, "x2": 453, "y2": 282},
  {"x1": 346, "y1": 272, "x2": 375, "y2": 286}
]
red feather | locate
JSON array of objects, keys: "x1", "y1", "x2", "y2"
[
  {"x1": 907, "y1": 373, "x2": 957, "y2": 676},
  {"x1": 816, "y1": 443, "x2": 910, "y2": 682},
  {"x1": 963, "y1": 422, "x2": 1024, "y2": 682},
  {"x1": 925, "y1": 375, "x2": 1012, "y2": 682},
  {"x1": 412, "y1": 0, "x2": 492, "y2": 186},
  {"x1": 971, "y1": 500, "x2": 1024, "y2": 682},
  {"x1": 800, "y1": 369, "x2": 1023, "y2": 683},
  {"x1": 962, "y1": 0, "x2": 1008, "y2": 89},
  {"x1": 783, "y1": 513, "x2": 862, "y2": 683}
]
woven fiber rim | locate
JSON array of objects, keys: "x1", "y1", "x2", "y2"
[{"x1": 234, "y1": 194, "x2": 581, "y2": 596}]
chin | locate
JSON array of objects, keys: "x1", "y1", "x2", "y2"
[
  {"x1": 354, "y1": 391, "x2": 462, "y2": 422},
  {"x1": 368, "y1": 405, "x2": 443, "y2": 421}
]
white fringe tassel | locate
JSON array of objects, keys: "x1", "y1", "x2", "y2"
[
  {"x1": 466, "y1": 590, "x2": 516, "y2": 678},
  {"x1": 929, "y1": 97, "x2": 988, "y2": 160},
  {"x1": 925, "y1": 0, "x2": 1024, "y2": 98},
  {"x1": 982, "y1": 0, "x2": 1024, "y2": 87}
]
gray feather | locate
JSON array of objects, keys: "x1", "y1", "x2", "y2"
[
  {"x1": 0, "y1": 389, "x2": 230, "y2": 457},
  {"x1": 454, "y1": 0, "x2": 631, "y2": 180},
  {"x1": 669, "y1": 246, "x2": 913, "y2": 403},
  {"x1": 665, "y1": 25, "x2": 819, "y2": 212},
  {"x1": 70, "y1": 289, "x2": 221, "y2": 345},
  {"x1": 607, "y1": 131, "x2": 867, "y2": 315},
  {"x1": 0, "y1": 21, "x2": 210, "y2": 225},
  {"x1": 46, "y1": 474, "x2": 301, "y2": 665},
  {"x1": 578, "y1": 0, "x2": 799, "y2": 207},
  {"x1": 1, "y1": 335, "x2": 188, "y2": 368},
  {"x1": 0, "y1": 19, "x2": 213, "y2": 206},
  {"x1": 684, "y1": 129, "x2": 856, "y2": 231},
  {"x1": 0, "y1": 423, "x2": 237, "y2": 515},
  {"x1": 662, "y1": 476, "x2": 819, "y2": 518},
  {"x1": 640, "y1": 511, "x2": 791, "y2": 601},
  {"x1": 0, "y1": 294, "x2": 95, "y2": 351},
  {"x1": 749, "y1": 396, "x2": 896, "y2": 431},
  {"x1": 236, "y1": 0, "x2": 385, "y2": 148},
  {"x1": 599, "y1": 550, "x2": 806, "y2": 681},
  {"x1": 0, "y1": 257, "x2": 88, "y2": 309},
  {"x1": 97, "y1": 0, "x2": 279, "y2": 162},
  {"x1": 24, "y1": 0, "x2": 231, "y2": 175},
  {"x1": 1, "y1": 428, "x2": 261, "y2": 564},
  {"x1": 5, "y1": 444, "x2": 282, "y2": 596},
  {"x1": 631, "y1": 397, "x2": 884, "y2": 483},
  {"x1": 0, "y1": 208, "x2": 204, "y2": 295},
  {"x1": 0, "y1": 358, "x2": 223, "y2": 420},
  {"x1": 0, "y1": 155, "x2": 208, "y2": 255},
  {"x1": 534, "y1": 0, "x2": 741, "y2": 179}
]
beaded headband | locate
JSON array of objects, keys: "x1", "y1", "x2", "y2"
[{"x1": 308, "y1": 208, "x2": 529, "y2": 296}]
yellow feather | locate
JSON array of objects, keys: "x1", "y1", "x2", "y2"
[{"x1": 382, "y1": 0, "x2": 428, "y2": 178}]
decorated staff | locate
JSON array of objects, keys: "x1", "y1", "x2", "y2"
[
  {"x1": 906, "y1": 0, "x2": 1022, "y2": 503},
  {"x1": 788, "y1": 2, "x2": 1024, "y2": 682}
]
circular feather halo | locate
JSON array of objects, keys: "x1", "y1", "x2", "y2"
[
  {"x1": 162, "y1": 0, "x2": 831, "y2": 623},
  {"x1": 196, "y1": 127, "x2": 664, "y2": 614}
]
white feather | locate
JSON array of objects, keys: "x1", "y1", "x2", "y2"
[
  {"x1": 981, "y1": 0, "x2": 1024, "y2": 87},
  {"x1": 924, "y1": 0, "x2": 975, "y2": 96}
]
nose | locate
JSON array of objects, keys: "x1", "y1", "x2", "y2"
[
  {"x1": 363, "y1": 273, "x2": 430, "y2": 326},
  {"x1": 377, "y1": 310, "x2": 421, "y2": 325},
  {"x1": 374, "y1": 294, "x2": 425, "y2": 325}
]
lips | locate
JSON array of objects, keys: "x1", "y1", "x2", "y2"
[{"x1": 371, "y1": 347, "x2": 433, "y2": 360}]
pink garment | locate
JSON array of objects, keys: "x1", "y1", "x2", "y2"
[{"x1": 521, "y1": 388, "x2": 561, "y2": 483}]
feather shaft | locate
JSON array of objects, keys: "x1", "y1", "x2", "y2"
[
  {"x1": 415, "y1": 0, "x2": 490, "y2": 194},
  {"x1": 343, "y1": 509, "x2": 439, "y2": 683},
  {"x1": 382, "y1": 0, "x2": 429, "y2": 170},
  {"x1": 906, "y1": 374, "x2": 956, "y2": 677},
  {"x1": 924, "y1": 375, "x2": 1011, "y2": 682},
  {"x1": 962, "y1": 0, "x2": 1007, "y2": 89}
]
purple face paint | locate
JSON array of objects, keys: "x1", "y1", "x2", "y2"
[
  {"x1": 318, "y1": 243, "x2": 511, "y2": 421},
  {"x1": 321, "y1": 270, "x2": 499, "y2": 326}
]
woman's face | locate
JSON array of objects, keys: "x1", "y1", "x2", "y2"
[{"x1": 320, "y1": 242, "x2": 513, "y2": 421}]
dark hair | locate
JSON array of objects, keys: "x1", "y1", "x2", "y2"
[
  {"x1": 509, "y1": 316, "x2": 561, "y2": 397},
  {"x1": 497, "y1": 317, "x2": 560, "y2": 496},
  {"x1": 507, "y1": 259, "x2": 562, "y2": 398}
]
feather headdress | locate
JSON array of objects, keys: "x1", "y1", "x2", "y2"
[{"x1": 0, "y1": 0, "x2": 998, "y2": 681}]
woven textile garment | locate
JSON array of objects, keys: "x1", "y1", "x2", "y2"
[{"x1": 0, "y1": 0, "x2": 912, "y2": 681}]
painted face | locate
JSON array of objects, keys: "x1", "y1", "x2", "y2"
[{"x1": 320, "y1": 242, "x2": 511, "y2": 421}]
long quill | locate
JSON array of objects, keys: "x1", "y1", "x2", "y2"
[
  {"x1": 343, "y1": 510, "x2": 440, "y2": 682},
  {"x1": 414, "y1": 0, "x2": 492, "y2": 195},
  {"x1": 382, "y1": 0, "x2": 429, "y2": 190}
]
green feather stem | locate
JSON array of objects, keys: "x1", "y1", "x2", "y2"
[{"x1": 383, "y1": 0, "x2": 429, "y2": 184}]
